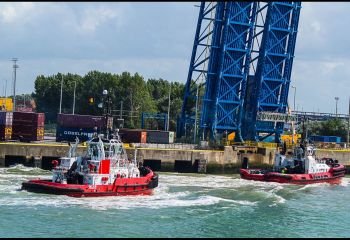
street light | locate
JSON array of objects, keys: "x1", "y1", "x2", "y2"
[
  {"x1": 72, "y1": 80, "x2": 76, "y2": 115},
  {"x1": 102, "y1": 89, "x2": 109, "y2": 116},
  {"x1": 291, "y1": 85, "x2": 296, "y2": 111},
  {"x1": 290, "y1": 86, "x2": 296, "y2": 144},
  {"x1": 12, "y1": 58, "x2": 19, "y2": 112},
  {"x1": 167, "y1": 82, "x2": 171, "y2": 131},
  {"x1": 102, "y1": 89, "x2": 112, "y2": 138},
  {"x1": 335, "y1": 97, "x2": 339, "y2": 117},
  {"x1": 193, "y1": 84, "x2": 199, "y2": 144},
  {"x1": 347, "y1": 96, "x2": 350, "y2": 148},
  {"x1": 59, "y1": 74, "x2": 63, "y2": 114}
]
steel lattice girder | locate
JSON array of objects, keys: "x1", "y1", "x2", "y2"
[
  {"x1": 243, "y1": 2, "x2": 301, "y2": 141},
  {"x1": 179, "y1": 1, "x2": 301, "y2": 144},
  {"x1": 217, "y1": 2, "x2": 256, "y2": 137},
  {"x1": 200, "y1": 2, "x2": 256, "y2": 141},
  {"x1": 177, "y1": 2, "x2": 220, "y2": 140},
  {"x1": 141, "y1": 112, "x2": 168, "y2": 130},
  {"x1": 199, "y1": 2, "x2": 225, "y2": 140}
]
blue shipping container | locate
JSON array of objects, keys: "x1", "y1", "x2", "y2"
[
  {"x1": 309, "y1": 135, "x2": 341, "y2": 143},
  {"x1": 0, "y1": 111, "x2": 13, "y2": 126},
  {"x1": 56, "y1": 126, "x2": 96, "y2": 142},
  {"x1": 57, "y1": 114, "x2": 106, "y2": 128}
]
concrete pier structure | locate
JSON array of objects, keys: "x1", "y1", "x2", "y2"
[{"x1": 0, "y1": 142, "x2": 349, "y2": 174}]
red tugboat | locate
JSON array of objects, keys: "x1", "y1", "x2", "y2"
[
  {"x1": 240, "y1": 143, "x2": 346, "y2": 185},
  {"x1": 22, "y1": 131, "x2": 158, "y2": 197}
]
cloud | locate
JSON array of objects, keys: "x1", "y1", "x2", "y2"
[
  {"x1": 0, "y1": 2, "x2": 349, "y2": 115},
  {"x1": 77, "y1": 4, "x2": 127, "y2": 34},
  {"x1": 0, "y1": 2, "x2": 35, "y2": 23},
  {"x1": 290, "y1": 57, "x2": 350, "y2": 114},
  {"x1": 310, "y1": 21, "x2": 321, "y2": 33},
  {"x1": 0, "y1": 56, "x2": 190, "y2": 95}
]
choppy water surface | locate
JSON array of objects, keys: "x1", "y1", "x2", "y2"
[{"x1": 1, "y1": 165, "x2": 350, "y2": 238}]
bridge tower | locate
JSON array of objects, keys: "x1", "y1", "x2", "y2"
[
  {"x1": 178, "y1": 2, "x2": 301, "y2": 143},
  {"x1": 242, "y1": 2, "x2": 301, "y2": 142},
  {"x1": 177, "y1": 2, "x2": 222, "y2": 142},
  {"x1": 177, "y1": 2, "x2": 257, "y2": 142}
]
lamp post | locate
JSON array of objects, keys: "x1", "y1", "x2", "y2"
[
  {"x1": 72, "y1": 80, "x2": 76, "y2": 115},
  {"x1": 102, "y1": 89, "x2": 112, "y2": 139},
  {"x1": 291, "y1": 85, "x2": 296, "y2": 111},
  {"x1": 291, "y1": 86, "x2": 296, "y2": 144},
  {"x1": 335, "y1": 97, "x2": 339, "y2": 117},
  {"x1": 193, "y1": 84, "x2": 199, "y2": 144},
  {"x1": 59, "y1": 75, "x2": 63, "y2": 114},
  {"x1": 347, "y1": 97, "x2": 350, "y2": 148},
  {"x1": 12, "y1": 58, "x2": 19, "y2": 112},
  {"x1": 166, "y1": 82, "x2": 171, "y2": 131}
]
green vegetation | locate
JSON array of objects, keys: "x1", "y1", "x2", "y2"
[
  {"x1": 10, "y1": 70, "x2": 350, "y2": 142},
  {"x1": 32, "y1": 71, "x2": 185, "y2": 131},
  {"x1": 306, "y1": 118, "x2": 348, "y2": 141}
]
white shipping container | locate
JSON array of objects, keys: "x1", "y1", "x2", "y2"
[{"x1": 168, "y1": 131, "x2": 174, "y2": 144}]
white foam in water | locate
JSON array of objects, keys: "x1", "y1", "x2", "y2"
[
  {"x1": 5, "y1": 164, "x2": 46, "y2": 172},
  {"x1": 3, "y1": 171, "x2": 346, "y2": 211},
  {"x1": 340, "y1": 177, "x2": 350, "y2": 187},
  {"x1": 0, "y1": 173, "x2": 260, "y2": 210}
]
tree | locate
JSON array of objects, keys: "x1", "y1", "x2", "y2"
[
  {"x1": 116, "y1": 72, "x2": 157, "y2": 128},
  {"x1": 78, "y1": 70, "x2": 118, "y2": 116},
  {"x1": 32, "y1": 71, "x2": 184, "y2": 130},
  {"x1": 33, "y1": 73, "x2": 82, "y2": 123},
  {"x1": 306, "y1": 118, "x2": 347, "y2": 141},
  {"x1": 146, "y1": 78, "x2": 185, "y2": 131}
]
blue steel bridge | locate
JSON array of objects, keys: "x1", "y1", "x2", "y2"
[
  {"x1": 177, "y1": 1, "x2": 302, "y2": 143},
  {"x1": 292, "y1": 111, "x2": 349, "y2": 122}
]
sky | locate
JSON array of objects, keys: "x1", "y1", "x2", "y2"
[{"x1": 0, "y1": 2, "x2": 349, "y2": 115}]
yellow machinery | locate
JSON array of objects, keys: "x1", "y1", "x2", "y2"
[
  {"x1": 0, "y1": 98, "x2": 13, "y2": 111},
  {"x1": 227, "y1": 132, "x2": 236, "y2": 141},
  {"x1": 281, "y1": 134, "x2": 301, "y2": 145}
]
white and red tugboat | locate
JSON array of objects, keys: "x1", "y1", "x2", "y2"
[
  {"x1": 240, "y1": 143, "x2": 346, "y2": 185},
  {"x1": 22, "y1": 131, "x2": 158, "y2": 197}
]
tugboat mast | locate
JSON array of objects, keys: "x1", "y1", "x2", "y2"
[{"x1": 102, "y1": 89, "x2": 113, "y2": 139}]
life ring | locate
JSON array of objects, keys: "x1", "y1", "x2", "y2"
[
  {"x1": 88, "y1": 163, "x2": 95, "y2": 172},
  {"x1": 55, "y1": 174, "x2": 62, "y2": 183},
  {"x1": 307, "y1": 148, "x2": 314, "y2": 156},
  {"x1": 52, "y1": 160, "x2": 59, "y2": 168}
]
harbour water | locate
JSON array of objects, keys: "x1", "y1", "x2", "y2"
[{"x1": 1, "y1": 165, "x2": 350, "y2": 238}]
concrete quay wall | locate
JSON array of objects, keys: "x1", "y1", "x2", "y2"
[{"x1": 0, "y1": 142, "x2": 349, "y2": 174}]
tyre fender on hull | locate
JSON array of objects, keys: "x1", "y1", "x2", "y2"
[
  {"x1": 266, "y1": 173, "x2": 293, "y2": 180},
  {"x1": 147, "y1": 173, "x2": 158, "y2": 189}
]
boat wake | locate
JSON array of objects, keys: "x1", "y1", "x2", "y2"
[
  {"x1": 1, "y1": 164, "x2": 51, "y2": 175},
  {"x1": 1, "y1": 170, "x2": 348, "y2": 211},
  {"x1": 340, "y1": 177, "x2": 350, "y2": 187}
]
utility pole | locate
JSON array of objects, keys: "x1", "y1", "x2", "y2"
[
  {"x1": 3, "y1": 79, "x2": 7, "y2": 111},
  {"x1": 335, "y1": 96, "x2": 339, "y2": 117},
  {"x1": 291, "y1": 85, "x2": 296, "y2": 111},
  {"x1": 12, "y1": 58, "x2": 18, "y2": 112},
  {"x1": 4, "y1": 78, "x2": 7, "y2": 99},
  {"x1": 347, "y1": 97, "x2": 350, "y2": 148},
  {"x1": 72, "y1": 80, "x2": 76, "y2": 114},
  {"x1": 59, "y1": 74, "x2": 63, "y2": 114},
  {"x1": 193, "y1": 84, "x2": 199, "y2": 144},
  {"x1": 130, "y1": 90, "x2": 133, "y2": 127},
  {"x1": 120, "y1": 100, "x2": 123, "y2": 120},
  {"x1": 167, "y1": 82, "x2": 171, "y2": 131}
]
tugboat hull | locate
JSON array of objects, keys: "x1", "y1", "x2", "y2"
[
  {"x1": 21, "y1": 132, "x2": 160, "y2": 198},
  {"x1": 240, "y1": 168, "x2": 345, "y2": 185},
  {"x1": 22, "y1": 173, "x2": 158, "y2": 198}
]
